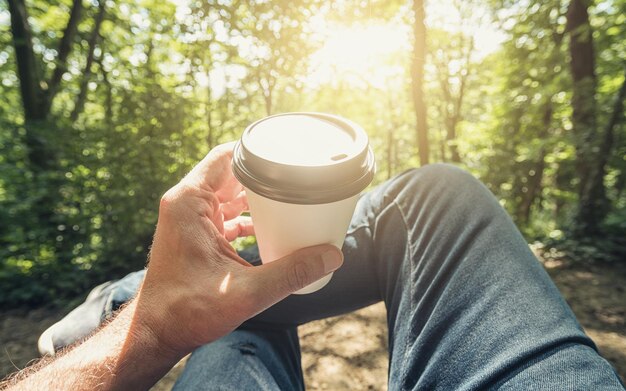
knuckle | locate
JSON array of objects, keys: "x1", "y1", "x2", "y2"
[
  {"x1": 160, "y1": 184, "x2": 196, "y2": 212},
  {"x1": 159, "y1": 189, "x2": 176, "y2": 213},
  {"x1": 178, "y1": 183, "x2": 198, "y2": 198},
  {"x1": 286, "y1": 261, "x2": 312, "y2": 292},
  {"x1": 160, "y1": 187, "x2": 175, "y2": 204}
]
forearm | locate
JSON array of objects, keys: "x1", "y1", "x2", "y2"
[{"x1": 1, "y1": 300, "x2": 183, "y2": 391}]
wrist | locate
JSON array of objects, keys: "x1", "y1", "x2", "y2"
[
  {"x1": 129, "y1": 314, "x2": 184, "y2": 364},
  {"x1": 128, "y1": 296, "x2": 187, "y2": 363},
  {"x1": 104, "y1": 300, "x2": 184, "y2": 390}
]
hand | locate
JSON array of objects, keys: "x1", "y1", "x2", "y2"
[{"x1": 132, "y1": 142, "x2": 343, "y2": 357}]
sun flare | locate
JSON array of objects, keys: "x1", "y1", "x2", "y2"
[{"x1": 308, "y1": 22, "x2": 411, "y2": 88}]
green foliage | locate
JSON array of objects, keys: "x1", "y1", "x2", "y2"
[
  {"x1": 0, "y1": 0, "x2": 624, "y2": 309},
  {"x1": 540, "y1": 216, "x2": 626, "y2": 265}
]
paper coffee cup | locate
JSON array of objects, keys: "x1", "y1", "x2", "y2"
[{"x1": 232, "y1": 112, "x2": 375, "y2": 294}]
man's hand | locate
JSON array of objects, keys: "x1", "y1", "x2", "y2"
[
  {"x1": 1, "y1": 143, "x2": 343, "y2": 391},
  {"x1": 133, "y1": 142, "x2": 344, "y2": 357}
]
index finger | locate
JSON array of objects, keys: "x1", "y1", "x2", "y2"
[{"x1": 182, "y1": 142, "x2": 241, "y2": 202}]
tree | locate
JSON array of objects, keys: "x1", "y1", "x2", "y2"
[
  {"x1": 6, "y1": 0, "x2": 41, "y2": 120},
  {"x1": 427, "y1": 0, "x2": 486, "y2": 164},
  {"x1": 7, "y1": 0, "x2": 83, "y2": 122},
  {"x1": 429, "y1": 29, "x2": 474, "y2": 163},
  {"x1": 7, "y1": 0, "x2": 83, "y2": 174},
  {"x1": 71, "y1": 0, "x2": 107, "y2": 122},
  {"x1": 1, "y1": 0, "x2": 625, "y2": 309},
  {"x1": 585, "y1": 68, "x2": 626, "y2": 218},
  {"x1": 475, "y1": 0, "x2": 570, "y2": 232},
  {"x1": 411, "y1": 0, "x2": 429, "y2": 166},
  {"x1": 240, "y1": 1, "x2": 319, "y2": 117},
  {"x1": 566, "y1": 0, "x2": 604, "y2": 236}
]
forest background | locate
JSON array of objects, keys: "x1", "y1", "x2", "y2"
[{"x1": 0, "y1": 0, "x2": 624, "y2": 311}]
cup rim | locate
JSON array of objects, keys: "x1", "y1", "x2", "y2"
[
  {"x1": 241, "y1": 112, "x2": 369, "y2": 168},
  {"x1": 232, "y1": 112, "x2": 376, "y2": 205}
]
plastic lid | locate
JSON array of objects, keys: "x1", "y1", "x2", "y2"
[{"x1": 232, "y1": 112, "x2": 376, "y2": 204}]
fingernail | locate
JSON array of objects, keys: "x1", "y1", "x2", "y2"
[{"x1": 322, "y1": 249, "x2": 343, "y2": 274}]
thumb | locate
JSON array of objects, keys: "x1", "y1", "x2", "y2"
[{"x1": 248, "y1": 244, "x2": 343, "y2": 308}]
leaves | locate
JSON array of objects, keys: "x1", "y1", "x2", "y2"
[{"x1": 0, "y1": 0, "x2": 624, "y2": 308}]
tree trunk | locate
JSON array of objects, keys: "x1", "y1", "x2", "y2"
[
  {"x1": 598, "y1": 70, "x2": 626, "y2": 170},
  {"x1": 446, "y1": 120, "x2": 461, "y2": 163},
  {"x1": 387, "y1": 126, "x2": 394, "y2": 179},
  {"x1": 439, "y1": 127, "x2": 447, "y2": 162},
  {"x1": 615, "y1": 166, "x2": 626, "y2": 202},
  {"x1": 386, "y1": 93, "x2": 397, "y2": 179},
  {"x1": 518, "y1": 102, "x2": 552, "y2": 224},
  {"x1": 260, "y1": 76, "x2": 273, "y2": 116},
  {"x1": 394, "y1": 137, "x2": 400, "y2": 175},
  {"x1": 578, "y1": 69, "x2": 626, "y2": 229},
  {"x1": 7, "y1": 0, "x2": 45, "y2": 120},
  {"x1": 447, "y1": 37, "x2": 473, "y2": 164},
  {"x1": 207, "y1": 66, "x2": 214, "y2": 149},
  {"x1": 521, "y1": 158, "x2": 546, "y2": 224},
  {"x1": 43, "y1": 0, "x2": 83, "y2": 115},
  {"x1": 8, "y1": 0, "x2": 83, "y2": 121},
  {"x1": 96, "y1": 55, "x2": 114, "y2": 127},
  {"x1": 71, "y1": 0, "x2": 106, "y2": 122},
  {"x1": 567, "y1": 0, "x2": 603, "y2": 236},
  {"x1": 614, "y1": 74, "x2": 626, "y2": 201},
  {"x1": 144, "y1": 37, "x2": 155, "y2": 77},
  {"x1": 434, "y1": 100, "x2": 447, "y2": 162},
  {"x1": 436, "y1": 75, "x2": 460, "y2": 163},
  {"x1": 7, "y1": 0, "x2": 57, "y2": 171},
  {"x1": 411, "y1": 0, "x2": 429, "y2": 166},
  {"x1": 595, "y1": 69, "x2": 626, "y2": 184}
]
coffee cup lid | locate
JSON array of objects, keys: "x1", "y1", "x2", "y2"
[{"x1": 232, "y1": 112, "x2": 376, "y2": 204}]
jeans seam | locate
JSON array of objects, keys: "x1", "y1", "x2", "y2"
[
  {"x1": 369, "y1": 200, "x2": 401, "y2": 302},
  {"x1": 391, "y1": 199, "x2": 416, "y2": 257},
  {"x1": 390, "y1": 198, "x2": 415, "y2": 391}
]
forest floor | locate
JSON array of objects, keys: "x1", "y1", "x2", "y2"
[{"x1": 1, "y1": 254, "x2": 624, "y2": 390}]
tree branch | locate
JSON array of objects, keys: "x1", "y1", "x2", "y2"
[
  {"x1": 95, "y1": 54, "x2": 113, "y2": 127},
  {"x1": 44, "y1": 0, "x2": 84, "y2": 114},
  {"x1": 451, "y1": 35, "x2": 474, "y2": 132},
  {"x1": 71, "y1": 0, "x2": 107, "y2": 122}
]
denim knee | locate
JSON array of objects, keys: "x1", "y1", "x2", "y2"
[
  {"x1": 404, "y1": 163, "x2": 483, "y2": 194},
  {"x1": 389, "y1": 164, "x2": 495, "y2": 215}
]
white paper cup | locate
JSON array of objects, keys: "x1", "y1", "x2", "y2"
[{"x1": 232, "y1": 113, "x2": 375, "y2": 294}]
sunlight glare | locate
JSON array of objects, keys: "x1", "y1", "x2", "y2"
[
  {"x1": 428, "y1": 1, "x2": 505, "y2": 60},
  {"x1": 219, "y1": 272, "x2": 232, "y2": 294},
  {"x1": 308, "y1": 22, "x2": 410, "y2": 89}
]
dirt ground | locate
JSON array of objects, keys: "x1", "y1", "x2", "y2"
[{"x1": 1, "y1": 258, "x2": 624, "y2": 390}]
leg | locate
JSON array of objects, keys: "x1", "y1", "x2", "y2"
[
  {"x1": 173, "y1": 328, "x2": 303, "y2": 390},
  {"x1": 39, "y1": 164, "x2": 624, "y2": 389},
  {"x1": 368, "y1": 164, "x2": 624, "y2": 389},
  {"x1": 176, "y1": 164, "x2": 623, "y2": 388}
]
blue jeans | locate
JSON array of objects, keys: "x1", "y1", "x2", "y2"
[{"x1": 48, "y1": 165, "x2": 625, "y2": 389}]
